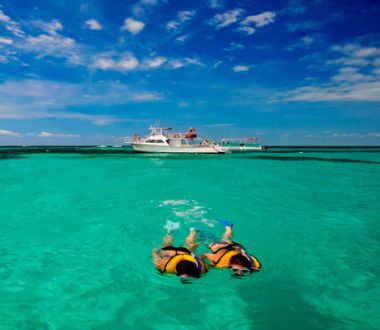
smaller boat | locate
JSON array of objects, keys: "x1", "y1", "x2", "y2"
[
  {"x1": 220, "y1": 138, "x2": 266, "y2": 152},
  {"x1": 131, "y1": 126, "x2": 225, "y2": 154}
]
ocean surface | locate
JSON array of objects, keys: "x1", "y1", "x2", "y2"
[{"x1": 0, "y1": 147, "x2": 379, "y2": 330}]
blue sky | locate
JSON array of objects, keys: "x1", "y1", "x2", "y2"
[{"x1": 0, "y1": 0, "x2": 379, "y2": 145}]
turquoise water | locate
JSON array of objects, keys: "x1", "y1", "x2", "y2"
[{"x1": 0, "y1": 148, "x2": 379, "y2": 329}]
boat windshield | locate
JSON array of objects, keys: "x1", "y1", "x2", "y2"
[
  {"x1": 149, "y1": 126, "x2": 172, "y2": 136},
  {"x1": 146, "y1": 139, "x2": 165, "y2": 143}
]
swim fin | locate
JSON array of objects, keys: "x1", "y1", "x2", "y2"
[{"x1": 215, "y1": 218, "x2": 234, "y2": 227}]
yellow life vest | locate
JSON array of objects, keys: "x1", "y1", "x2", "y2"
[{"x1": 214, "y1": 250, "x2": 261, "y2": 271}]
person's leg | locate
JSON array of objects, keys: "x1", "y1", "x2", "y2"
[
  {"x1": 222, "y1": 226, "x2": 233, "y2": 242},
  {"x1": 163, "y1": 231, "x2": 174, "y2": 247},
  {"x1": 185, "y1": 228, "x2": 199, "y2": 252}
]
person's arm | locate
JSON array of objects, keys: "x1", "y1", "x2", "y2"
[
  {"x1": 200, "y1": 253, "x2": 219, "y2": 265},
  {"x1": 152, "y1": 249, "x2": 164, "y2": 271}
]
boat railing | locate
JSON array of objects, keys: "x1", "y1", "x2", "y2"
[{"x1": 221, "y1": 138, "x2": 261, "y2": 146}]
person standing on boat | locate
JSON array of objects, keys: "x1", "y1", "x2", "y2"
[
  {"x1": 152, "y1": 229, "x2": 208, "y2": 281},
  {"x1": 202, "y1": 138, "x2": 209, "y2": 146},
  {"x1": 201, "y1": 221, "x2": 261, "y2": 276}
]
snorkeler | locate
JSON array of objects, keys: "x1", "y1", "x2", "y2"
[
  {"x1": 152, "y1": 229, "x2": 208, "y2": 279},
  {"x1": 201, "y1": 220, "x2": 261, "y2": 276}
]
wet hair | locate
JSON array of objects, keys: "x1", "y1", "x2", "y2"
[
  {"x1": 175, "y1": 260, "x2": 201, "y2": 278},
  {"x1": 229, "y1": 254, "x2": 251, "y2": 270}
]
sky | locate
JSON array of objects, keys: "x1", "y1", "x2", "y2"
[{"x1": 0, "y1": 0, "x2": 380, "y2": 146}]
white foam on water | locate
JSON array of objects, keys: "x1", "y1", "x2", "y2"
[
  {"x1": 201, "y1": 219, "x2": 215, "y2": 228},
  {"x1": 159, "y1": 199, "x2": 189, "y2": 207},
  {"x1": 163, "y1": 220, "x2": 180, "y2": 232},
  {"x1": 159, "y1": 199, "x2": 215, "y2": 227}
]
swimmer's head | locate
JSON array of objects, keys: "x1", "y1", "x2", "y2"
[
  {"x1": 229, "y1": 254, "x2": 252, "y2": 277},
  {"x1": 175, "y1": 260, "x2": 201, "y2": 280}
]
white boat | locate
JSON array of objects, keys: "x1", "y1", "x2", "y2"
[
  {"x1": 220, "y1": 138, "x2": 266, "y2": 151},
  {"x1": 131, "y1": 126, "x2": 226, "y2": 154}
]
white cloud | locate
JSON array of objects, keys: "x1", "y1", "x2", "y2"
[
  {"x1": 122, "y1": 18, "x2": 145, "y2": 34},
  {"x1": 93, "y1": 54, "x2": 202, "y2": 72},
  {"x1": 327, "y1": 57, "x2": 370, "y2": 67},
  {"x1": 285, "y1": 35, "x2": 316, "y2": 51},
  {"x1": 208, "y1": 0, "x2": 223, "y2": 8},
  {"x1": 0, "y1": 18, "x2": 90, "y2": 67},
  {"x1": 169, "y1": 59, "x2": 185, "y2": 69},
  {"x1": 279, "y1": 42, "x2": 380, "y2": 102},
  {"x1": 131, "y1": 0, "x2": 160, "y2": 16},
  {"x1": 178, "y1": 102, "x2": 190, "y2": 107},
  {"x1": 324, "y1": 44, "x2": 380, "y2": 70},
  {"x1": 0, "y1": 79, "x2": 164, "y2": 125},
  {"x1": 354, "y1": 47, "x2": 380, "y2": 58},
  {"x1": 331, "y1": 67, "x2": 373, "y2": 83},
  {"x1": 287, "y1": 21, "x2": 324, "y2": 32},
  {"x1": 30, "y1": 19, "x2": 63, "y2": 34},
  {"x1": 373, "y1": 57, "x2": 380, "y2": 67},
  {"x1": 332, "y1": 44, "x2": 380, "y2": 59},
  {"x1": 93, "y1": 58, "x2": 115, "y2": 70},
  {"x1": 237, "y1": 26, "x2": 255, "y2": 35},
  {"x1": 281, "y1": 81, "x2": 380, "y2": 102},
  {"x1": 38, "y1": 131, "x2": 80, "y2": 138},
  {"x1": 18, "y1": 33, "x2": 83, "y2": 66},
  {"x1": 129, "y1": 92, "x2": 162, "y2": 101},
  {"x1": 92, "y1": 54, "x2": 139, "y2": 71},
  {"x1": 302, "y1": 36, "x2": 314, "y2": 45},
  {"x1": 0, "y1": 10, "x2": 11, "y2": 23},
  {"x1": 27, "y1": 34, "x2": 74, "y2": 47},
  {"x1": 0, "y1": 9, "x2": 24, "y2": 36},
  {"x1": 208, "y1": 9, "x2": 244, "y2": 30},
  {"x1": 203, "y1": 123, "x2": 235, "y2": 128},
  {"x1": 224, "y1": 42, "x2": 245, "y2": 52},
  {"x1": 232, "y1": 65, "x2": 250, "y2": 72},
  {"x1": 118, "y1": 56, "x2": 139, "y2": 70},
  {"x1": 240, "y1": 11, "x2": 276, "y2": 28},
  {"x1": 145, "y1": 56, "x2": 166, "y2": 68},
  {"x1": 85, "y1": 19, "x2": 102, "y2": 30},
  {"x1": 167, "y1": 10, "x2": 196, "y2": 31},
  {"x1": 0, "y1": 129, "x2": 19, "y2": 136},
  {"x1": 185, "y1": 57, "x2": 204, "y2": 66},
  {"x1": 0, "y1": 37, "x2": 13, "y2": 45},
  {"x1": 175, "y1": 35, "x2": 189, "y2": 43},
  {"x1": 167, "y1": 57, "x2": 203, "y2": 69},
  {"x1": 166, "y1": 21, "x2": 179, "y2": 30},
  {"x1": 284, "y1": 0, "x2": 307, "y2": 15},
  {"x1": 178, "y1": 10, "x2": 196, "y2": 23},
  {"x1": 333, "y1": 133, "x2": 363, "y2": 138},
  {"x1": 213, "y1": 60, "x2": 223, "y2": 68}
]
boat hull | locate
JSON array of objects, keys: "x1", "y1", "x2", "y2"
[{"x1": 131, "y1": 143, "x2": 225, "y2": 154}]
